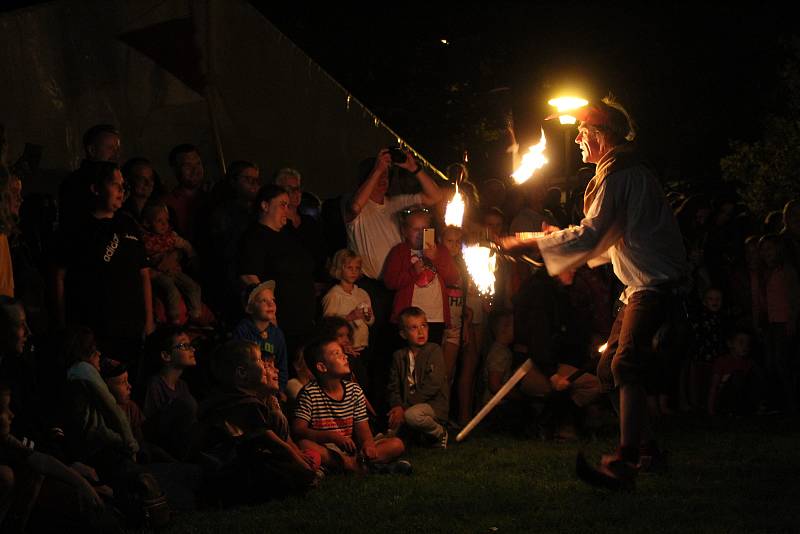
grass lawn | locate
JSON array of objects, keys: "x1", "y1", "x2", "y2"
[{"x1": 155, "y1": 414, "x2": 800, "y2": 534}]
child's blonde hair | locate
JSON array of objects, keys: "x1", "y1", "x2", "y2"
[
  {"x1": 141, "y1": 202, "x2": 169, "y2": 225},
  {"x1": 329, "y1": 249, "x2": 361, "y2": 281}
]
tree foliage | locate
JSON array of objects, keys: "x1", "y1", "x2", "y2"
[{"x1": 721, "y1": 41, "x2": 800, "y2": 216}]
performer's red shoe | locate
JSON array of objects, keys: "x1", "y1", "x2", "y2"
[{"x1": 576, "y1": 452, "x2": 637, "y2": 491}]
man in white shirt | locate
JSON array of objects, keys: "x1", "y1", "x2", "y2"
[
  {"x1": 345, "y1": 148, "x2": 442, "y2": 411},
  {"x1": 345, "y1": 149, "x2": 442, "y2": 280},
  {"x1": 502, "y1": 98, "x2": 688, "y2": 489}
]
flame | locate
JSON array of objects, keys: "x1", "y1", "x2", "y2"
[
  {"x1": 598, "y1": 342, "x2": 608, "y2": 354},
  {"x1": 445, "y1": 185, "x2": 465, "y2": 227},
  {"x1": 462, "y1": 244, "x2": 497, "y2": 296},
  {"x1": 511, "y1": 129, "x2": 548, "y2": 184}
]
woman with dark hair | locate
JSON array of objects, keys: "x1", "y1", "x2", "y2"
[
  {"x1": 237, "y1": 184, "x2": 315, "y2": 362},
  {"x1": 55, "y1": 161, "x2": 154, "y2": 365}
]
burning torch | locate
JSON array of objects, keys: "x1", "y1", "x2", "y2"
[{"x1": 443, "y1": 125, "x2": 554, "y2": 441}]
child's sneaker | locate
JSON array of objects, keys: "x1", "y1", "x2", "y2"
[
  {"x1": 394, "y1": 459, "x2": 413, "y2": 475},
  {"x1": 311, "y1": 467, "x2": 326, "y2": 487},
  {"x1": 576, "y1": 452, "x2": 636, "y2": 491},
  {"x1": 433, "y1": 428, "x2": 449, "y2": 449},
  {"x1": 365, "y1": 459, "x2": 413, "y2": 475},
  {"x1": 387, "y1": 459, "x2": 413, "y2": 475}
]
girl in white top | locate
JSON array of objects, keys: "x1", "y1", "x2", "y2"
[{"x1": 321, "y1": 249, "x2": 375, "y2": 350}]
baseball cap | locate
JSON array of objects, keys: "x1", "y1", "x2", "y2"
[{"x1": 246, "y1": 280, "x2": 276, "y2": 310}]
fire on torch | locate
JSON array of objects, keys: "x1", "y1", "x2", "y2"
[
  {"x1": 443, "y1": 184, "x2": 498, "y2": 297},
  {"x1": 454, "y1": 123, "x2": 555, "y2": 442},
  {"x1": 511, "y1": 128, "x2": 548, "y2": 184},
  {"x1": 444, "y1": 184, "x2": 465, "y2": 228}
]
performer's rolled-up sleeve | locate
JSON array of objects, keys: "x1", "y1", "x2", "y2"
[{"x1": 537, "y1": 178, "x2": 622, "y2": 275}]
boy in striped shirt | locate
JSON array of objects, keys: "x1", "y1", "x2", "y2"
[{"x1": 292, "y1": 338, "x2": 408, "y2": 474}]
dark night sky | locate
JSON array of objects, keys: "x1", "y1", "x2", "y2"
[
  {"x1": 258, "y1": 2, "x2": 794, "y2": 186},
  {"x1": 3, "y1": 1, "x2": 794, "y2": 186}
]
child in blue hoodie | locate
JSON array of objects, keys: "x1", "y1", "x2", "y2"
[{"x1": 232, "y1": 281, "x2": 289, "y2": 393}]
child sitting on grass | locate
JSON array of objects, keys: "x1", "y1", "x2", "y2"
[
  {"x1": 318, "y1": 316, "x2": 375, "y2": 414},
  {"x1": 387, "y1": 306, "x2": 449, "y2": 448},
  {"x1": 286, "y1": 318, "x2": 376, "y2": 416},
  {"x1": 64, "y1": 327, "x2": 139, "y2": 463},
  {"x1": 200, "y1": 340, "x2": 319, "y2": 505},
  {"x1": 141, "y1": 203, "x2": 203, "y2": 325},
  {"x1": 101, "y1": 358, "x2": 148, "y2": 455},
  {"x1": 143, "y1": 327, "x2": 199, "y2": 460},
  {"x1": 291, "y1": 337, "x2": 408, "y2": 474},
  {"x1": 102, "y1": 358, "x2": 202, "y2": 510}
]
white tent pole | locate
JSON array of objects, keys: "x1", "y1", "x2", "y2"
[{"x1": 193, "y1": 0, "x2": 226, "y2": 176}]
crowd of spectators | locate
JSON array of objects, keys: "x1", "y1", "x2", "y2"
[{"x1": 0, "y1": 122, "x2": 798, "y2": 530}]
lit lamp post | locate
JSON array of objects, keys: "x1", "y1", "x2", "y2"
[{"x1": 547, "y1": 96, "x2": 588, "y2": 186}]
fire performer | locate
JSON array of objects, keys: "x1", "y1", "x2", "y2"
[{"x1": 500, "y1": 97, "x2": 688, "y2": 489}]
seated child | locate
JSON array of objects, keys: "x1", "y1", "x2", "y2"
[
  {"x1": 199, "y1": 340, "x2": 318, "y2": 504},
  {"x1": 318, "y1": 316, "x2": 372, "y2": 405},
  {"x1": 1, "y1": 383, "x2": 112, "y2": 532},
  {"x1": 707, "y1": 329, "x2": 765, "y2": 416},
  {"x1": 285, "y1": 317, "x2": 363, "y2": 405},
  {"x1": 387, "y1": 307, "x2": 449, "y2": 448},
  {"x1": 62, "y1": 328, "x2": 172, "y2": 526},
  {"x1": 63, "y1": 327, "x2": 139, "y2": 466},
  {"x1": 103, "y1": 358, "x2": 201, "y2": 511},
  {"x1": 322, "y1": 249, "x2": 374, "y2": 356},
  {"x1": 233, "y1": 281, "x2": 288, "y2": 393},
  {"x1": 102, "y1": 359, "x2": 147, "y2": 451},
  {"x1": 141, "y1": 203, "x2": 203, "y2": 324},
  {"x1": 292, "y1": 337, "x2": 407, "y2": 473},
  {"x1": 143, "y1": 327, "x2": 199, "y2": 459}
]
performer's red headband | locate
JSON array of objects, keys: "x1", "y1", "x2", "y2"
[{"x1": 571, "y1": 106, "x2": 612, "y2": 128}]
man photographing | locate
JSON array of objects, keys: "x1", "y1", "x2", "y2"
[{"x1": 501, "y1": 97, "x2": 688, "y2": 489}]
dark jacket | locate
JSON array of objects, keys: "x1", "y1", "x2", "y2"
[{"x1": 387, "y1": 342, "x2": 449, "y2": 420}]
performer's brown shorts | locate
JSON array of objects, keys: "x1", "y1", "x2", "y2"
[{"x1": 597, "y1": 290, "x2": 670, "y2": 389}]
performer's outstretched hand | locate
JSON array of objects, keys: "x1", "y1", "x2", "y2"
[
  {"x1": 498, "y1": 235, "x2": 539, "y2": 252},
  {"x1": 542, "y1": 221, "x2": 561, "y2": 234}
]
